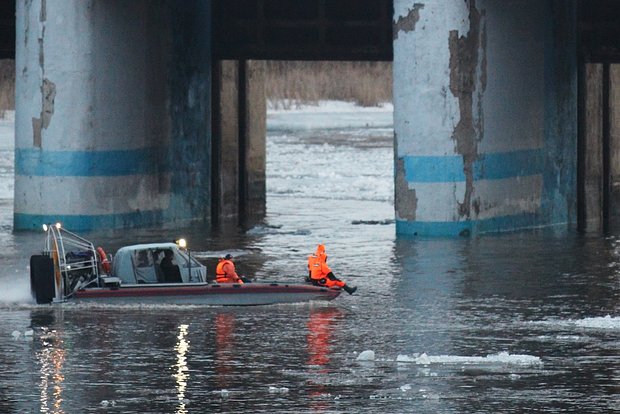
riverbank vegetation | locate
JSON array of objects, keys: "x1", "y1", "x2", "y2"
[
  {"x1": 0, "y1": 59, "x2": 393, "y2": 115},
  {"x1": 0, "y1": 60, "x2": 14, "y2": 117},
  {"x1": 265, "y1": 61, "x2": 392, "y2": 110}
]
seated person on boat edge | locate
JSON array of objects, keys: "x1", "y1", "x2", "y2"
[{"x1": 307, "y1": 244, "x2": 357, "y2": 295}]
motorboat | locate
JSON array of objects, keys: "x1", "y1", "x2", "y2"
[{"x1": 29, "y1": 224, "x2": 341, "y2": 306}]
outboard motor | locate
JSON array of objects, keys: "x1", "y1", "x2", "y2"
[{"x1": 30, "y1": 255, "x2": 56, "y2": 304}]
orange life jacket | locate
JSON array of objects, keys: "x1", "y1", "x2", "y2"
[
  {"x1": 309, "y1": 255, "x2": 331, "y2": 281},
  {"x1": 307, "y1": 254, "x2": 319, "y2": 272},
  {"x1": 308, "y1": 244, "x2": 344, "y2": 288},
  {"x1": 309, "y1": 244, "x2": 329, "y2": 280},
  {"x1": 215, "y1": 259, "x2": 242, "y2": 284}
]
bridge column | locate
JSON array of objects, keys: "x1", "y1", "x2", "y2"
[
  {"x1": 212, "y1": 60, "x2": 266, "y2": 225},
  {"x1": 581, "y1": 64, "x2": 620, "y2": 232},
  {"x1": 393, "y1": 0, "x2": 577, "y2": 236},
  {"x1": 14, "y1": 0, "x2": 211, "y2": 230}
]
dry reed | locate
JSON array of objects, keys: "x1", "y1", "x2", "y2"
[
  {"x1": 0, "y1": 60, "x2": 15, "y2": 117},
  {"x1": 0, "y1": 59, "x2": 393, "y2": 114},
  {"x1": 265, "y1": 61, "x2": 392, "y2": 109}
]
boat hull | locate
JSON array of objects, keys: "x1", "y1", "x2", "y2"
[{"x1": 72, "y1": 282, "x2": 341, "y2": 305}]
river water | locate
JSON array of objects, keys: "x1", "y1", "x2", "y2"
[{"x1": 0, "y1": 104, "x2": 619, "y2": 413}]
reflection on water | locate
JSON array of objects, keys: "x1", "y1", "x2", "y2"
[
  {"x1": 306, "y1": 307, "x2": 343, "y2": 413},
  {"x1": 37, "y1": 328, "x2": 65, "y2": 414},
  {"x1": 214, "y1": 313, "x2": 235, "y2": 391},
  {"x1": 306, "y1": 307, "x2": 342, "y2": 368},
  {"x1": 173, "y1": 324, "x2": 190, "y2": 414}
]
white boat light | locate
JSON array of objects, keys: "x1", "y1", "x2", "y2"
[
  {"x1": 42, "y1": 224, "x2": 48, "y2": 232},
  {"x1": 55, "y1": 222, "x2": 62, "y2": 229},
  {"x1": 177, "y1": 238, "x2": 187, "y2": 248}
]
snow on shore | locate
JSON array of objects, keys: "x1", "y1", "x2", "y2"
[
  {"x1": 267, "y1": 100, "x2": 393, "y2": 131},
  {"x1": 0, "y1": 110, "x2": 14, "y2": 200}
]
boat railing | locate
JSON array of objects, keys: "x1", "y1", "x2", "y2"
[{"x1": 42, "y1": 223, "x2": 100, "y2": 301}]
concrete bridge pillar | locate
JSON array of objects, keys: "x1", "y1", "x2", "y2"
[
  {"x1": 581, "y1": 64, "x2": 620, "y2": 232},
  {"x1": 393, "y1": 0, "x2": 577, "y2": 236},
  {"x1": 212, "y1": 60, "x2": 266, "y2": 225},
  {"x1": 14, "y1": 0, "x2": 211, "y2": 230}
]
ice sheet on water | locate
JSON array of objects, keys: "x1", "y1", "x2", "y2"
[
  {"x1": 535, "y1": 334, "x2": 588, "y2": 343},
  {"x1": 10, "y1": 329, "x2": 33, "y2": 341},
  {"x1": 356, "y1": 350, "x2": 376, "y2": 361},
  {"x1": 573, "y1": 315, "x2": 620, "y2": 329},
  {"x1": 213, "y1": 389, "x2": 230, "y2": 398},
  {"x1": 533, "y1": 315, "x2": 620, "y2": 330},
  {"x1": 394, "y1": 351, "x2": 542, "y2": 366},
  {"x1": 356, "y1": 349, "x2": 541, "y2": 366},
  {"x1": 268, "y1": 386, "x2": 289, "y2": 394}
]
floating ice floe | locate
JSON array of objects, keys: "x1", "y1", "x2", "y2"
[
  {"x1": 10, "y1": 328, "x2": 33, "y2": 341},
  {"x1": 533, "y1": 315, "x2": 620, "y2": 330},
  {"x1": 395, "y1": 352, "x2": 542, "y2": 366},
  {"x1": 356, "y1": 350, "x2": 375, "y2": 361},
  {"x1": 573, "y1": 315, "x2": 620, "y2": 329},
  {"x1": 268, "y1": 386, "x2": 289, "y2": 394},
  {"x1": 214, "y1": 389, "x2": 230, "y2": 398}
]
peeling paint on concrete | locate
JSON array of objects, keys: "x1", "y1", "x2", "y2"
[
  {"x1": 448, "y1": 0, "x2": 484, "y2": 219},
  {"x1": 32, "y1": 8, "x2": 55, "y2": 149},
  {"x1": 393, "y1": 3, "x2": 425, "y2": 40},
  {"x1": 31, "y1": 79, "x2": 56, "y2": 147},
  {"x1": 30, "y1": 0, "x2": 54, "y2": 148},
  {"x1": 40, "y1": 78, "x2": 55, "y2": 127},
  {"x1": 395, "y1": 156, "x2": 417, "y2": 220},
  {"x1": 39, "y1": 0, "x2": 46, "y2": 22}
]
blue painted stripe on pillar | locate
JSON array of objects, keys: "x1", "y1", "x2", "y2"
[
  {"x1": 403, "y1": 149, "x2": 545, "y2": 183},
  {"x1": 395, "y1": 212, "x2": 565, "y2": 237},
  {"x1": 15, "y1": 147, "x2": 168, "y2": 176},
  {"x1": 396, "y1": 219, "x2": 473, "y2": 237},
  {"x1": 14, "y1": 210, "x2": 168, "y2": 232}
]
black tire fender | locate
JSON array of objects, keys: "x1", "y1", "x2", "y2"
[{"x1": 30, "y1": 255, "x2": 55, "y2": 304}]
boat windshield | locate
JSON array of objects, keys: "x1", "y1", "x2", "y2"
[{"x1": 112, "y1": 245, "x2": 205, "y2": 284}]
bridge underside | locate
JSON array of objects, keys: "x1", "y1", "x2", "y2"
[
  {"x1": 212, "y1": 0, "x2": 392, "y2": 61},
  {"x1": 7, "y1": 0, "x2": 620, "y2": 235}
]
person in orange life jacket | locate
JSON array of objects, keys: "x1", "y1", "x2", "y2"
[
  {"x1": 307, "y1": 244, "x2": 357, "y2": 295},
  {"x1": 215, "y1": 254, "x2": 244, "y2": 284}
]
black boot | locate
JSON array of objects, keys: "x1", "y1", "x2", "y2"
[{"x1": 343, "y1": 284, "x2": 357, "y2": 295}]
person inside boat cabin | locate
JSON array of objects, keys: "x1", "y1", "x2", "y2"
[
  {"x1": 307, "y1": 244, "x2": 357, "y2": 295},
  {"x1": 160, "y1": 249, "x2": 183, "y2": 283},
  {"x1": 215, "y1": 254, "x2": 244, "y2": 284}
]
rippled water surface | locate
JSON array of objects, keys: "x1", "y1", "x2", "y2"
[{"x1": 0, "y1": 106, "x2": 619, "y2": 413}]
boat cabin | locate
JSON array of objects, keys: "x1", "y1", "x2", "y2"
[{"x1": 112, "y1": 243, "x2": 206, "y2": 284}]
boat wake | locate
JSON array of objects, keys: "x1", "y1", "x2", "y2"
[{"x1": 0, "y1": 277, "x2": 32, "y2": 305}]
